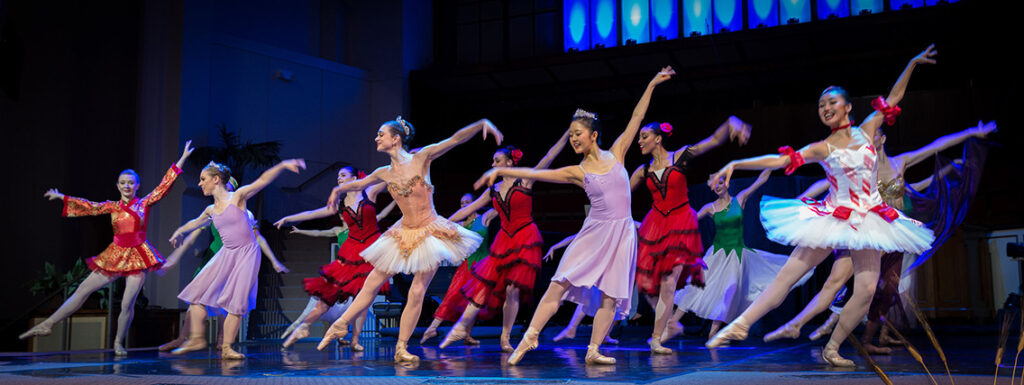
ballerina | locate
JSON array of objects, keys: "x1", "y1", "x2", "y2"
[
  {"x1": 316, "y1": 116, "x2": 499, "y2": 363},
  {"x1": 274, "y1": 167, "x2": 395, "y2": 351},
  {"x1": 475, "y1": 67, "x2": 676, "y2": 365},
  {"x1": 170, "y1": 159, "x2": 306, "y2": 359},
  {"x1": 436, "y1": 133, "x2": 571, "y2": 352},
  {"x1": 704, "y1": 45, "x2": 938, "y2": 367},
  {"x1": 20, "y1": 141, "x2": 194, "y2": 356}
]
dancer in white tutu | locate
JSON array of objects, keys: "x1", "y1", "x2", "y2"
[
  {"x1": 704, "y1": 45, "x2": 938, "y2": 367},
  {"x1": 315, "y1": 116, "x2": 499, "y2": 363},
  {"x1": 670, "y1": 169, "x2": 812, "y2": 342}
]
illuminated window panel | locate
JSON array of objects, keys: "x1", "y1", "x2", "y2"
[
  {"x1": 890, "y1": 0, "x2": 924, "y2": 9},
  {"x1": 682, "y1": 0, "x2": 712, "y2": 37},
  {"x1": 780, "y1": 0, "x2": 811, "y2": 24},
  {"x1": 650, "y1": 0, "x2": 678, "y2": 41},
  {"x1": 564, "y1": 0, "x2": 590, "y2": 51},
  {"x1": 817, "y1": 0, "x2": 850, "y2": 19},
  {"x1": 851, "y1": 0, "x2": 882, "y2": 15},
  {"x1": 590, "y1": 0, "x2": 618, "y2": 48},
  {"x1": 622, "y1": 0, "x2": 650, "y2": 44},
  {"x1": 713, "y1": 0, "x2": 742, "y2": 33},
  {"x1": 748, "y1": 0, "x2": 780, "y2": 29}
]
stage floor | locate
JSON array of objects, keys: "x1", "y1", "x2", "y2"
[{"x1": 0, "y1": 333, "x2": 1008, "y2": 384}]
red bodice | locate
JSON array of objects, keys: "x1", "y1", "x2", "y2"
[
  {"x1": 491, "y1": 179, "x2": 534, "y2": 237},
  {"x1": 340, "y1": 191, "x2": 380, "y2": 243},
  {"x1": 645, "y1": 148, "x2": 695, "y2": 216}
]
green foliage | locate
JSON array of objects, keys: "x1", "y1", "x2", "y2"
[
  {"x1": 188, "y1": 123, "x2": 282, "y2": 182},
  {"x1": 28, "y1": 260, "x2": 109, "y2": 309}
]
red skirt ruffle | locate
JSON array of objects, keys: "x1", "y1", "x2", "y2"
[
  {"x1": 433, "y1": 261, "x2": 476, "y2": 322},
  {"x1": 302, "y1": 234, "x2": 389, "y2": 305},
  {"x1": 460, "y1": 224, "x2": 544, "y2": 319},
  {"x1": 636, "y1": 206, "x2": 705, "y2": 296},
  {"x1": 86, "y1": 241, "x2": 164, "y2": 277}
]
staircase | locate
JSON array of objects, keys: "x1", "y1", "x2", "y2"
[{"x1": 248, "y1": 234, "x2": 335, "y2": 340}]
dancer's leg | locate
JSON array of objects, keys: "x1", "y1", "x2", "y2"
[
  {"x1": 708, "y1": 247, "x2": 832, "y2": 347},
  {"x1": 509, "y1": 281, "x2": 569, "y2": 364},
  {"x1": 587, "y1": 294, "x2": 618, "y2": 364},
  {"x1": 661, "y1": 308, "x2": 685, "y2": 341},
  {"x1": 554, "y1": 303, "x2": 585, "y2": 341},
  {"x1": 318, "y1": 269, "x2": 392, "y2": 350},
  {"x1": 421, "y1": 318, "x2": 444, "y2": 344},
  {"x1": 861, "y1": 252, "x2": 903, "y2": 354},
  {"x1": 220, "y1": 313, "x2": 244, "y2": 359},
  {"x1": 822, "y1": 249, "x2": 882, "y2": 367},
  {"x1": 766, "y1": 257, "x2": 853, "y2": 342},
  {"x1": 394, "y1": 268, "x2": 438, "y2": 362},
  {"x1": 501, "y1": 285, "x2": 520, "y2": 352},
  {"x1": 283, "y1": 300, "x2": 330, "y2": 348},
  {"x1": 171, "y1": 304, "x2": 209, "y2": 354},
  {"x1": 21, "y1": 271, "x2": 116, "y2": 339},
  {"x1": 350, "y1": 312, "x2": 367, "y2": 351},
  {"x1": 651, "y1": 265, "x2": 683, "y2": 353},
  {"x1": 440, "y1": 303, "x2": 482, "y2": 348},
  {"x1": 113, "y1": 273, "x2": 146, "y2": 355},
  {"x1": 282, "y1": 297, "x2": 321, "y2": 338}
]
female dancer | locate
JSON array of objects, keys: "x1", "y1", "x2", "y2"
[
  {"x1": 764, "y1": 122, "x2": 993, "y2": 353},
  {"x1": 670, "y1": 169, "x2": 812, "y2": 342},
  {"x1": 273, "y1": 166, "x2": 394, "y2": 351},
  {"x1": 419, "y1": 193, "x2": 496, "y2": 346},
  {"x1": 170, "y1": 159, "x2": 306, "y2": 359},
  {"x1": 316, "y1": 117, "x2": 499, "y2": 363},
  {"x1": 704, "y1": 45, "x2": 938, "y2": 367},
  {"x1": 157, "y1": 176, "x2": 289, "y2": 352},
  {"x1": 20, "y1": 141, "x2": 194, "y2": 356},
  {"x1": 629, "y1": 116, "x2": 751, "y2": 353},
  {"x1": 437, "y1": 133, "x2": 571, "y2": 352},
  {"x1": 476, "y1": 67, "x2": 675, "y2": 365}
]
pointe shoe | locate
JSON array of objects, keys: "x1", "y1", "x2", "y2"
[
  {"x1": 585, "y1": 344, "x2": 616, "y2": 365},
  {"x1": 809, "y1": 314, "x2": 839, "y2": 341},
  {"x1": 351, "y1": 343, "x2": 364, "y2": 352},
  {"x1": 706, "y1": 320, "x2": 749, "y2": 348},
  {"x1": 282, "y1": 324, "x2": 309, "y2": 349},
  {"x1": 464, "y1": 336, "x2": 481, "y2": 345},
  {"x1": 822, "y1": 347, "x2": 855, "y2": 367},
  {"x1": 764, "y1": 323, "x2": 801, "y2": 342},
  {"x1": 171, "y1": 337, "x2": 208, "y2": 355},
  {"x1": 661, "y1": 321, "x2": 683, "y2": 342},
  {"x1": 604, "y1": 335, "x2": 619, "y2": 344},
  {"x1": 863, "y1": 343, "x2": 893, "y2": 355},
  {"x1": 19, "y1": 323, "x2": 52, "y2": 340},
  {"x1": 114, "y1": 343, "x2": 128, "y2": 356},
  {"x1": 317, "y1": 321, "x2": 349, "y2": 351},
  {"x1": 500, "y1": 335, "x2": 514, "y2": 353},
  {"x1": 649, "y1": 337, "x2": 672, "y2": 355},
  {"x1": 507, "y1": 328, "x2": 539, "y2": 365},
  {"x1": 420, "y1": 328, "x2": 438, "y2": 344},
  {"x1": 552, "y1": 327, "x2": 575, "y2": 342},
  {"x1": 879, "y1": 332, "x2": 904, "y2": 346},
  {"x1": 221, "y1": 345, "x2": 245, "y2": 360},
  {"x1": 158, "y1": 337, "x2": 185, "y2": 352},
  {"x1": 394, "y1": 341, "x2": 419, "y2": 363},
  {"x1": 439, "y1": 326, "x2": 468, "y2": 348}
]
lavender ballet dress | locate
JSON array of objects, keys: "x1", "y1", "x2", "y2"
[
  {"x1": 554, "y1": 161, "x2": 637, "y2": 317},
  {"x1": 178, "y1": 204, "x2": 261, "y2": 316}
]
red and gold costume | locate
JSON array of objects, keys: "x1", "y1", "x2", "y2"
[{"x1": 61, "y1": 165, "x2": 182, "y2": 276}]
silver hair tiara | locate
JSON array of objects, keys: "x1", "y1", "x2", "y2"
[
  {"x1": 573, "y1": 108, "x2": 598, "y2": 121},
  {"x1": 395, "y1": 115, "x2": 410, "y2": 136}
]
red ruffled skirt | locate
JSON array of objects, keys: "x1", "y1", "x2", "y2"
[
  {"x1": 636, "y1": 206, "x2": 705, "y2": 296},
  {"x1": 87, "y1": 241, "x2": 164, "y2": 277},
  {"x1": 303, "y1": 234, "x2": 389, "y2": 305},
  {"x1": 434, "y1": 261, "x2": 477, "y2": 322},
  {"x1": 460, "y1": 223, "x2": 544, "y2": 319}
]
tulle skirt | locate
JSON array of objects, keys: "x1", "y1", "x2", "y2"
[
  {"x1": 361, "y1": 215, "x2": 483, "y2": 275},
  {"x1": 460, "y1": 224, "x2": 544, "y2": 317},
  {"x1": 636, "y1": 206, "x2": 705, "y2": 296}
]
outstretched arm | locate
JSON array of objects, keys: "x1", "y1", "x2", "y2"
[
  {"x1": 327, "y1": 166, "x2": 387, "y2": 211},
  {"x1": 860, "y1": 44, "x2": 937, "y2": 140},
  {"x1": 48, "y1": 188, "x2": 118, "y2": 217},
  {"x1": 417, "y1": 119, "x2": 503, "y2": 161},
  {"x1": 449, "y1": 190, "x2": 492, "y2": 223},
  {"x1": 695, "y1": 203, "x2": 715, "y2": 221},
  {"x1": 629, "y1": 166, "x2": 646, "y2": 191},
  {"x1": 682, "y1": 116, "x2": 751, "y2": 159},
  {"x1": 709, "y1": 141, "x2": 829, "y2": 188},
  {"x1": 799, "y1": 179, "x2": 830, "y2": 200},
  {"x1": 895, "y1": 121, "x2": 995, "y2": 169},
  {"x1": 256, "y1": 233, "x2": 289, "y2": 273},
  {"x1": 611, "y1": 66, "x2": 675, "y2": 162},
  {"x1": 543, "y1": 234, "x2": 577, "y2": 262},
  {"x1": 170, "y1": 206, "x2": 214, "y2": 247},
  {"x1": 290, "y1": 226, "x2": 345, "y2": 238},
  {"x1": 274, "y1": 206, "x2": 337, "y2": 229},
  {"x1": 482, "y1": 209, "x2": 498, "y2": 227},
  {"x1": 158, "y1": 226, "x2": 206, "y2": 272},
  {"x1": 534, "y1": 129, "x2": 571, "y2": 171},
  {"x1": 475, "y1": 165, "x2": 585, "y2": 190},
  {"x1": 376, "y1": 200, "x2": 397, "y2": 221},
  {"x1": 736, "y1": 169, "x2": 772, "y2": 209},
  {"x1": 235, "y1": 159, "x2": 306, "y2": 202},
  {"x1": 142, "y1": 140, "x2": 193, "y2": 207}
]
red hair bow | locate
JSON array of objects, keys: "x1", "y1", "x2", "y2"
[
  {"x1": 778, "y1": 146, "x2": 805, "y2": 175},
  {"x1": 659, "y1": 122, "x2": 673, "y2": 136},
  {"x1": 871, "y1": 96, "x2": 902, "y2": 126},
  {"x1": 510, "y1": 149, "x2": 523, "y2": 164}
]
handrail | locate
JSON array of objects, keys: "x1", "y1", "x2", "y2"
[
  {"x1": 1, "y1": 269, "x2": 92, "y2": 336},
  {"x1": 281, "y1": 161, "x2": 350, "y2": 192}
]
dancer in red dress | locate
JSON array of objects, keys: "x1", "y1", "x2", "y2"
[
  {"x1": 274, "y1": 166, "x2": 389, "y2": 351},
  {"x1": 629, "y1": 117, "x2": 751, "y2": 352},
  {"x1": 20, "y1": 141, "x2": 194, "y2": 357}
]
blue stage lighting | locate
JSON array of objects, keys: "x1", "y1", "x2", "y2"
[
  {"x1": 817, "y1": 0, "x2": 850, "y2": 19},
  {"x1": 714, "y1": 0, "x2": 742, "y2": 33},
  {"x1": 564, "y1": 0, "x2": 591, "y2": 52},
  {"x1": 650, "y1": 0, "x2": 679, "y2": 40},
  {"x1": 622, "y1": 0, "x2": 650, "y2": 44},
  {"x1": 925, "y1": 0, "x2": 957, "y2": 4},
  {"x1": 683, "y1": 0, "x2": 712, "y2": 36},
  {"x1": 780, "y1": 0, "x2": 810, "y2": 24},
  {"x1": 748, "y1": 0, "x2": 780, "y2": 29},
  {"x1": 591, "y1": 0, "x2": 618, "y2": 48},
  {"x1": 851, "y1": 0, "x2": 882, "y2": 15}
]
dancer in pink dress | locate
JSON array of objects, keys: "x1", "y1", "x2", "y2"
[{"x1": 476, "y1": 67, "x2": 675, "y2": 365}]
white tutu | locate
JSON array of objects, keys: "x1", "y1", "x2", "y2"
[
  {"x1": 675, "y1": 246, "x2": 812, "y2": 322},
  {"x1": 760, "y1": 196, "x2": 934, "y2": 254},
  {"x1": 360, "y1": 214, "x2": 482, "y2": 274}
]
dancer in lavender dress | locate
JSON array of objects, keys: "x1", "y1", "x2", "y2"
[
  {"x1": 170, "y1": 159, "x2": 305, "y2": 359},
  {"x1": 475, "y1": 67, "x2": 675, "y2": 365}
]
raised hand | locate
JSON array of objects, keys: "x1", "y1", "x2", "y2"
[
  {"x1": 481, "y1": 119, "x2": 504, "y2": 145},
  {"x1": 473, "y1": 168, "x2": 502, "y2": 190},
  {"x1": 289, "y1": 226, "x2": 300, "y2": 234},
  {"x1": 326, "y1": 186, "x2": 343, "y2": 212},
  {"x1": 727, "y1": 116, "x2": 752, "y2": 146},
  {"x1": 43, "y1": 188, "x2": 64, "y2": 201},
  {"x1": 281, "y1": 159, "x2": 306, "y2": 174},
  {"x1": 543, "y1": 247, "x2": 556, "y2": 262},
  {"x1": 169, "y1": 231, "x2": 185, "y2": 248},
  {"x1": 912, "y1": 44, "x2": 937, "y2": 66},
  {"x1": 969, "y1": 120, "x2": 996, "y2": 138},
  {"x1": 708, "y1": 164, "x2": 735, "y2": 189},
  {"x1": 273, "y1": 217, "x2": 290, "y2": 229},
  {"x1": 272, "y1": 262, "x2": 290, "y2": 274},
  {"x1": 650, "y1": 66, "x2": 675, "y2": 87}
]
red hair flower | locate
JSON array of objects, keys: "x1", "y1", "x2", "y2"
[
  {"x1": 357, "y1": 171, "x2": 367, "y2": 179},
  {"x1": 659, "y1": 122, "x2": 673, "y2": 136},
  {"x1": 510, "y1": 149, "x2": 523, "y2": 164}
]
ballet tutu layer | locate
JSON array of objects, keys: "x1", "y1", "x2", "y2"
[
  {"x1": 675, "y1": 247, "x2": 811, "y2": 322},
  {"x1": 433, "y1": 261, "x2": 479, "y2": 322},
  {"x1": 460, "y1": 223, "x2": 544, "y2": 316},
  {"x1": 636, "y1": 206, "x2": 706, "y2": 296},
  {"x1": 555, "y1": 216, "x2": 637, "y2": 318},
  {"x1": 361, "y1": 215, "x2": 482, "y2": 274},
  {"x1": 86, "y1": 242, "x2": 164, "y2": 277},
  {"x1": 760, "y1": 196, "x2": 934, "y2": 253}
]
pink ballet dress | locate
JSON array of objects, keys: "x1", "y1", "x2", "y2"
[{"x1": 178, "y1": 204, "x2": 261, "y2": 315}]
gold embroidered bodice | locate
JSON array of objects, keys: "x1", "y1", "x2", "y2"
[
  {"x1": 387, "y1": 175, "x2": 436, "y2": 228},
  {"x1": 877, "y1": 176, "x2": 906, "y2": 210}
]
